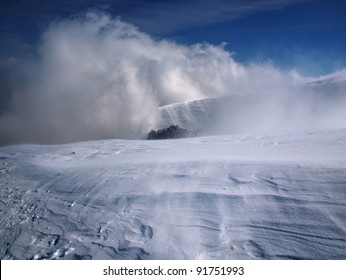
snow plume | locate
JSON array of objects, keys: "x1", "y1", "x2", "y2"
[
  {"x1": 0, "y1": 11, "x2": 243, "y2": 145},
  {"x1": 0, "y1": 11, "x2": 346, "y2": 146}
]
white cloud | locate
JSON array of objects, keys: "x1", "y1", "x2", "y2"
[{"x1": 125, "y1": 0, "x2": 312, "y2": 34}]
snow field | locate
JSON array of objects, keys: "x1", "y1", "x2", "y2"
[{"x1": 0, "y1": 130, "x2": 346, "y2": 259}]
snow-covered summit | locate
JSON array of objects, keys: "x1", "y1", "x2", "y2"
[{"x1": 156, "y1": 72, "x2": 346, "y2": 138}]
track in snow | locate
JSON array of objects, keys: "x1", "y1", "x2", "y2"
[{"x1": 0, "y1": 130, "x2": 346, "y2": 259}]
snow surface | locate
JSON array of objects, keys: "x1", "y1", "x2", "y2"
[{"x1": 1, "y1": 129, "x2": 346, "y2": 259}]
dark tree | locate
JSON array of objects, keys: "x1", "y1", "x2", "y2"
[
  {"x1": 146, "y1": 125, "x2": 191, "y2": 140},
  {"x1": 147, "y1": 130, "x2": 157, "y2": 140}
]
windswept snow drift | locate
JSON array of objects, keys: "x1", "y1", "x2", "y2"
[{"x1": 1, "y1": 129, "x2": 346, "y2": 259}]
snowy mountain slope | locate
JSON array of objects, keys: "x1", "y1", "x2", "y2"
[
  {"x1": 157, "y1": 76, "x2": 346, "y2": 136},
  {"x1": 1, "y1": 129, "x2": 346, "y2": 259},
  {"x1": 157, "y1": 94, "x2": 275, "y2": 135}
]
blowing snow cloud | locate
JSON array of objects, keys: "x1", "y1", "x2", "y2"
[{"x1": 0, "y1": 11, "x2": 345, "y2": 145}]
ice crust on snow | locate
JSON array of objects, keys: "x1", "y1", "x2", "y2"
[{"x1": 0, "y1": 129, "x2": 346, "y2": 259}]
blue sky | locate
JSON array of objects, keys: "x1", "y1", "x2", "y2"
[{"x1": 0, "y1": 0, "x2": 345, "y2": 76}]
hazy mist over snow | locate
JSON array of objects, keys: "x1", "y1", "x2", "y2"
[{"x1": 0, "y1": 11, "x2": 346, "y2": 145}]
